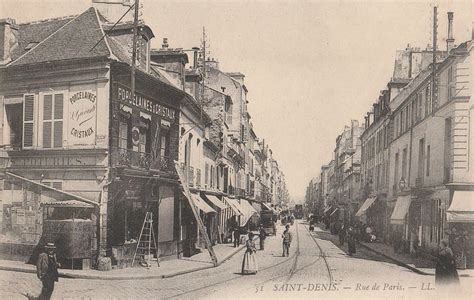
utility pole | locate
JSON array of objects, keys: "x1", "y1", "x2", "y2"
[
  {"x1": 200, "y1": 27, "x2": 207, "y2": 121},
  {"x1": 432, "y1": 6, "x2": 438, "y2": 108},
  {"x1": 131, "y1": 0, "x2": 139, "y2": 100}
]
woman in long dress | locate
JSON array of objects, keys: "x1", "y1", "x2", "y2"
[
  {"x1": 435, "y1": 240, "x2": 459, "y2": 286},
  {"x1": 241, "y1": 232, "x2": 258, "y2": 275}
]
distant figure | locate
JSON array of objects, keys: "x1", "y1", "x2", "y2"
[
  {"x1": 241, "y1": 232, "x2": 258, "y2": 275},
  {"x1": 365, "y1": 225, "x2": 373, "y2": 242},
  {"x1": 347, "y1": 227, "x2": 357, "y2": 256},
  {"x1": 435, "y1": 240, "x2": 459, "y2": 286},
  {"x1": 259, "y1": 225, "x2": 266, "y2": 250},
  {"x1": 339, "y1": 223, "x2": 346, "y2": 246},
  {"x1": 282, "y1": 224, "x2": 293, "y2": 257},
  {"x1": 233, "y1": 227, "x2": 241, "y2": 248},
  {"x1": 36, "y1": 243, "x2": 60, "y2": 300}
]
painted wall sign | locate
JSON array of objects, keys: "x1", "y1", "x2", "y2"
[
  {"x1": 69, "y1": 91, "x2": 97, "y2": 145},
  {"x1": 117, "y1": 86, "x2": 176, "y2": 121}
]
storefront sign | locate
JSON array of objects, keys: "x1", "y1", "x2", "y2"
[
  {"x1": 117, "y1": 86, "x2": 176, "y2": 121},
  {"x1": 68, "y1": 91, "x2": 97, "y2": 145}
]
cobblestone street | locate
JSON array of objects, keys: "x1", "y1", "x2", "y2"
[{"x1": 1, "y1": 221, "x2": 472, "y2": 299}]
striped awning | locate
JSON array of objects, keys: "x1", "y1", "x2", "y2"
[
  {"x1": 355, "y1": 197, "x2": 377, "y2": 217},
  {"x1": 238, "y1": 199, "x2": 259, "y2": 226},
  {"x1": 390, "y1": 196, "x2": 411, "y2": 225},
  {"x1": 204, "y1": 194, "x2": 228, "y2": 210},
  {"x1": 224, "y1": 197, "x2": 243, "y2": 216},
  {"x1": 191, "y1": 193, "x2": 216, "y2": 214}
]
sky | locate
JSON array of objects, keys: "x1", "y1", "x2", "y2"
[{"x1": 1, "y1": 0, "x2": 472, "y2": 201}]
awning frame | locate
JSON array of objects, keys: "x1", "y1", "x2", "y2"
[
  {"x1": 5, "y1": 171, "x2": 99, "y2": 207},
  {"x1": 355, "y1": 197, "x2": 377, "y2": 217}
]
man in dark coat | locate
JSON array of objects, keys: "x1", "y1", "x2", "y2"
[
  {"x1": 36, "y1": 243, "x2": 60, "y2": 300},
  {"x1": 259, "y1": 225, "x2": 266, "y2": 250},
  {"x1": 282, "y1": 225, "x2": 293, "y2": 257},
  {"x1": 233, "y1": 226, "x2": 241, "y2": 247}
]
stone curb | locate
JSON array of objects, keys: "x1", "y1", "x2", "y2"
[
  {"x1": 0, "y1": 241, "x2": 252, "y2": 281},
  {"x1": 357, "y1": 242, "x2": 433, "y2": 276}
]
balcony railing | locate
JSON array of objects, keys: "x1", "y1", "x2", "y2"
[
  {"x1": 118, "y1": 149, "x2": 175, "y2": 173},
  {"x1": 235, "y1": 187, "x2": 246, "y2": 197}
]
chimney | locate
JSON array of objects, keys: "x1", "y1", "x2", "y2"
[
  {"x1": 0, "y1": 18, "x2": 19, "y2": 65},
  {"x1": 446, "y1": 12, "x2": 455, "y2": 52},
  {"x1": 162, "y1": 38, "x2": 169, "y2": 49}
]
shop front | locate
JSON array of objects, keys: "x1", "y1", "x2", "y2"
[
  {"x1": 446, "y1": 190, "x2": 474, "y2": 269},
  {"x1": 107, "y1": 65, "x2": 182, "y2": 266}
]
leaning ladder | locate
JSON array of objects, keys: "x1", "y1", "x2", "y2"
[{"x1": 132, "y1": 212, "x2": 160, "y2": 268}]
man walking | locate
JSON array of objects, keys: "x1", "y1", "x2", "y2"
[
  {"x1": 282, "y1": 225, "x2": 292, "y2": 257},
  {"x1": 259, "y1": 225, "x2": 266, "y2": 250},
  {"x1": 36, "y1": 243, "x2": 60, "y2": 300}
]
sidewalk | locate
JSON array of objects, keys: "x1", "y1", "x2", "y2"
[
  {"x1": 0, "y1": 241, "x2": 250, "y2": 280},
  {"x1": 358, "y1": 240, "x2": 474, "y2": 278},
  {"x1": 315, "y1": 223, "x2": 474, "y2": 278}
]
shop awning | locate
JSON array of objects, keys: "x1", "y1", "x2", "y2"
[
  {"x1": 224, "y1": 197, "x2": 243, "y2": 216},
  {"x1": 41, "y1": 200, "x2": 94, "y2": 208},
  {"x1": 204, "y1": 194, "x2": 228, "y2": 210},
  {"x1": 390, "y1": 195, "x2": 411, "y2": 225},
  {"x1": 447, "y1": 191, "x2": 474, "y2": 223},
  {"x1": 262, "y1": 202, "x2": 277, "y2": 214},
  {"x1": 191, "y1": 193, "x2": 216, "y2": 214},
  {"x1": 355, "y1": 197, "x2": 377, "y2": 217},
  {"x1": 251, "y1": 202, "x2": 262, "y2": 213},
  {"x1": 5, "y1": 172, "x2": 99, "y2": 207},
  {"x1": 239, "y1": 199, "x2": 259, "y2": 226}
]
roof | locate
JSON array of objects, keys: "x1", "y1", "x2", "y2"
[
  {"x1": 11, "y1": 8, "x2": 110, "y2": 66},
  {"x1": 13, "y1": 16, "x2": 75, "y2": 61}
]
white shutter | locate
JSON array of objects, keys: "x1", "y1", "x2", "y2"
[
  {"x1": 42, "y1": 95, "x2": 53, "y2": 148},
  {"x1": 53, "y1": 94, "x2": 63, "y2": 148},
  {"x1": 23, "y1": 94, "x2": 35, "y2": 148}
]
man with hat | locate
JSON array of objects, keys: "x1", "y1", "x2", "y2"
[{"x1": 36, "y1": 243, "x2": 60, "y2": 300}]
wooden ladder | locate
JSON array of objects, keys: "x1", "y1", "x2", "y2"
[{"x1": 132, "y1": 212, "x2": 160, "y2": 268}]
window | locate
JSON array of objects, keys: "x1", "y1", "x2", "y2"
[
  {"x1": 394, "y1": 152, "x2": 399, "y2": 187},
  {"x1": 159, "y1": 127, "x2": 170, "y2": 157},
  {"x1": 138, "y1": 129, "x2": 147, "y2": 153},
  {"x1": 23, "y1": 94, "x2": 35, "y2": 148},
  {"x1": 418, "y1": 138, "x2": 425, "y2": 179},
  {"x1": 210, "y1": 166, "x2": 214, "y2": 188},
  {"x1": 4, "y1": 96, "x2": 24, "y2": 149},
  {"x1": 226, "y1": 103, "x2": 233, "y2": 124},
  {"x1": 406, "y1": 105, "x2": 410, "y2": 129},
  {"x1": 119, "y1": 122, "x2": 128, "y2": 150},
  {"x1": 42, "y1": 94, "x2": 63, "y2": 148},
  {"x1": 401, "y1": 109, "x2": 405, "y2": 133},
  {"x1": 425, "y1": 84, "x2": 432, "y2": 116},
  {"x1": 402, "y1": 148, "x2": 407, "y2": 180},
  {"x1": 418, "y1": 92, "x2": 424, "y2": 120},
  {"x1": 205, "y1": 163, "x2": 209, "y2": 187},
  {"x1": 411, "y1": 100, "x2": 416, "y2": 125},
  {"x1": 426, "y1": 145, "x2": 431, "y2": 176},
  {"x1": 448, "y1": 66, "x2": 454, "y2": 101}
]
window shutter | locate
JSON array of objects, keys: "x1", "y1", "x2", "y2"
[
  {"x1": 23, "y1": 94, "x2": 35, "y2": 148},
  {"x1": 54, "y1": 94, "x2": 63, "y2": 119},
  {"x1": 53, "y1": 121, "x2": 63, "y2": 148},
  {"x1": 43, "y1": 95, "x2": 52, "y2": 120},
  {"x1": 53, "y1": 94, "x2": 63, "y2": 148},
  {"x1": 43, "y1": 122, "x2": 52, "y2": 148}
]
